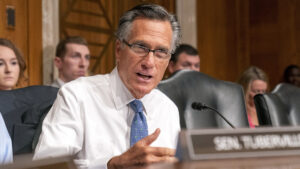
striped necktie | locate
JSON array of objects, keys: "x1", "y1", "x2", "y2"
[{"x1": 129, "y1": 99, "x2": 148, "y2": 147}]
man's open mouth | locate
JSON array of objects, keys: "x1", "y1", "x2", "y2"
[{"x1": 137, "y1": 72, "x2": 152, "y2": 80}]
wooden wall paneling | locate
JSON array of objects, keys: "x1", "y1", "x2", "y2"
[
  {"x1": 60, "y1": 0, "x2": 175, "y2": 76},
  {"x1": 249, "y1": 0, "x2": 300, "y2": 89},
  {"x1": 0, "y1": 1, "x2": 5, "y2": 36},
  {"x1": 27, "y1": 0, "x2": 42, "y2": 85},
  {"x1": 296, "y1": 0, "x2": 300, "y2": 65},
  {"x1": 60, "y1": 0, "x2": 118, "y2": 75},
  {"x1": 0, "y1": 0, "x2": 29, "y2": 87},
  {"x1": 196, "y1": 0, "x2": 300, "y2": 89},
  {"x1": 197, "y1": 0, "x2": 244, "y2": 81},
  {"x1": 276, "y1": 0, "x2": 300, "y2": 85},
  {"x1": 0, "y1": 0, "x2": 42, "y2": 87},
  {"x1": 235, "y1": 0, "x2": 250, "y2": 79},
  {"x1": 250, "y1": 0, "x2": 281, "y2": 89}
]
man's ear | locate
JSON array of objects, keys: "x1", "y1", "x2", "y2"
[
  {"x1": 115, "y1": 40, "x2": 122, "y2": 63},
  {"x1": 54, "y1": 57, "x2": 62, "y2": 69},
  {"x1": 168, "y1": 61, "x2": 175, "y2": 74}
]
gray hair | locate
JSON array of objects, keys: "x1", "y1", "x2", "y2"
[{"x1": 115, "y1": 4, "x2": 181, "y2": 53}]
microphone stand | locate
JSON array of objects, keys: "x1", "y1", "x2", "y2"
[{"x1": 192, "y1": 102, "x2": 235, "y2": 129}]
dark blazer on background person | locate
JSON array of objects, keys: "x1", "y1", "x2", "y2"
[{"x1": 0, "y1": 86, "x2": 58, "y2": 154}]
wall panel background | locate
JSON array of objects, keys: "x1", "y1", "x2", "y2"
[
  {"x1": 197, "y1": 0, "x2": 300, "y2": 89},
  {"x1": 1, "y1": 0, "x2": 299, "y2": 89},
  {"x1": 0, "y1": 0, "x2": 42, "y2": 87},
  {"x1": 60, "y1": 0, "x2": 175, "y2": 76}
]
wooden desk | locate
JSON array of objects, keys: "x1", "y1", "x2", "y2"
[
  {"x1": 1, "y1": 154, "x2": 76, "y2": 169},
  {"x1": 143, "y1": 155, "x2": 300, "y2": 169},
  {"x1": 3, "y1": 154, "x2": 300, "y2": 169}
]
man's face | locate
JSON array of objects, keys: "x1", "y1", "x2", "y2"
[
  {"x1": 116, "y1": 18, "x2": 173, "y2": 99},
  {"x1": 168, "y1": 52, "x2": 200, "y2": 74},
  {"x1": 55, "y1": 43, "x2": 90, "y2": 82},
  {"x1": 287, "y1": 68, "x2": 300, "y2": 87}
]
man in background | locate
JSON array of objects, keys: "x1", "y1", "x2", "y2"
[
  {"x1": 167, "y1": 44, "x2": 200, "y2": 74},
  {"x1": 283, "y1": 64, "x2": 300, "y2": 87},
  {"x1": 51, "y1": 36, "x2": 90, "y2": 88}
]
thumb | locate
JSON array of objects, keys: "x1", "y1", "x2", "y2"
[{"x1": 137, "y1": 128, "x2": 160, "y2": 146}]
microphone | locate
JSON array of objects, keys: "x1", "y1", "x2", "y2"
[{"x1": 191, "y1": 102, "x2": 235, "y2": 128}]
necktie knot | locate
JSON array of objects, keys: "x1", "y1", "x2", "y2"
[{"x1": 130, "y1": 99, "x2": 143, "y2": 113}]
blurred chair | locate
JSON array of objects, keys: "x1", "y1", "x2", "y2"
[
  {"x1": 157, "y1": 70, "x2": 249, "y2": 129},
  {"x1": 254, "y1": 83, "x2": 300, "y2": 127},
  {"x1": 0, "y1": 85, "x2": 58, "y2": 155}
]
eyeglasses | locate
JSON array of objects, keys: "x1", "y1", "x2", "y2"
[{"x1": 122, "y1": 40, "x2": 171, "y2": 59}]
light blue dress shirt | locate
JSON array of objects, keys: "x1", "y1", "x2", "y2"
[{"x1": 0, "y1": 112, "x2": 13, "y2": 164}]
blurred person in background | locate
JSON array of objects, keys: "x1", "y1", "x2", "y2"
[
  {"x1": 283, "y1": 64, "x2": 300, "y2": 87},
  {"x1": 0, "y1": 38, "x2": 26, "y2": 91},
  {"x1": 51, "y1": 36, "x2": 90, "y2": 88},
  {"x1": 0, "y1": 112, "x2": 12, "y2": 164},
  {"x1": 0, "y1": 38, "x2": 26, "y2": 164},
  {"x1": 167, "y1": 44, "x2": 200, "y2": 74},
  {"x1": 238, "y1": 66, "x2": 268, "y2": 128}
]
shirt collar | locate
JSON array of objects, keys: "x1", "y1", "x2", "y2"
[
  {"x1": 109, "y1": 67, "x2": 135, "y2": 110},
  {"x1": 139, "y1": 92, "x2": 153, "y2": 116},
  {"x1": 57, "y1": 78, "x2": 65, "y2": 87},
  {"x1": 109, "y1": 67, "x2": 153, "y2": 116}
]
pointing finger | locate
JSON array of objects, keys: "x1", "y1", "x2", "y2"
[{"x1": 137, "y1": 128, "x2": 160, "y2": 146}]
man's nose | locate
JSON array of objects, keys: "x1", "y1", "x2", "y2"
[
  {"x1": 141, "y1": 52, "x2": 155, "y2": 69},
  {"x1": 79, "y1": 56, "x2": 89, "y2": 67}
]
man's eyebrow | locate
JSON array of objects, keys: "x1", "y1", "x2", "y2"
[
  {"x1": 131, "y1": 40, "x2": 147, "y2": 45},
  {"x1": 156, "y1": 46, "x2": 169, "y2": 50},
  {"x1": 182, "y1": 61, "x2": 192, "y2": 65},
  {"x1": 130, "y1": 40, "x2": 169, "y2": 49},
  {"x1": 72, "y1": 51, "x2": 81, "y2": 55}
]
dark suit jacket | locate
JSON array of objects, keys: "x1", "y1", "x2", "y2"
[{"x1": 0, "y1": 86, "x2": 58, "y2": 154}]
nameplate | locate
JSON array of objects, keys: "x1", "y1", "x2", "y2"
[{"x1": 176, "y1": 127, "x2": 300, "y2": 161}]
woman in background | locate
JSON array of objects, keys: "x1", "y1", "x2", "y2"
[
  {"x1": 0, "y1": 38, "x2": 26, "y2": 90},
  {"x1": 0, "y1": 38, "x2": 26, "y2": 163},
  {"x1": 238, "y1": 66, "x2": 268, "y2": 128}
]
